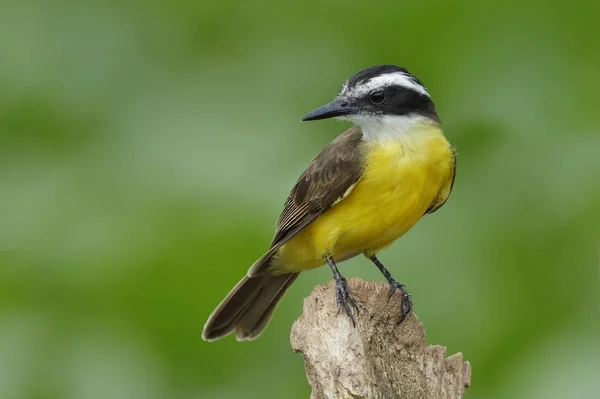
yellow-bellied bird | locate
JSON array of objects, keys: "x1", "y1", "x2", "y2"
[{"x1": 203, "y1": 65, "x2": 456, "y2": 341}]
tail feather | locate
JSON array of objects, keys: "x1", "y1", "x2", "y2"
[
  {"x1": 203, "y1": 275, "x2": 267, "y2": 334},
  {"x1": 202, "y1": 272, "x2": 299, "y2": 341},
  {"x1": 235, "y1": 273, "x2": 299, "y2": 340}
]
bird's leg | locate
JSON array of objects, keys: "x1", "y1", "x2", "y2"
[
  {"x1": 326, "y1": 255, "x2": 358, "y2": 327},
  {"x1": 369, "y1": 255, "x2": 412, "y2": 323}
]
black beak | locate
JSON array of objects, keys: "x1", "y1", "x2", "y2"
[{"x1": 301, "y1": 98, "x2": 358, "y2": 121}]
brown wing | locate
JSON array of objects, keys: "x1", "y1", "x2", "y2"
[
  {"x1": 426, "y1": 146, "x2": 457, "y2": 214},
  {"x1": 248, "y1": 126, "x2": 364, "y2": 276}
]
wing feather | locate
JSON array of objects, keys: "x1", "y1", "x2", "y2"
[
  {"x1": 249, "y1": 126, "x2": 364, "y2": 276},
  {"x1": 271, "y1": 126, "x2": 364, "y2": 245},
  {"x1": 426, "y1": 146, "x2": 457, "y2": 214}
]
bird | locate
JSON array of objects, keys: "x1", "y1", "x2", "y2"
[{"x1": 202, "y1": 64, "x2": 456, "y2": 342}]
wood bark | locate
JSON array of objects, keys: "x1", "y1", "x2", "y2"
[{"x1": 290, "y1": 279, "x2": 471, "y2": 399}]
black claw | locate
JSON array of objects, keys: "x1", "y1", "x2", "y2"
[
  {"x1": 388, "y1": 280, "x2": 412, "y2": 324},
  {"x1": 335, "y1": 277, "x2": 358, "y2": 327},
  {"x1": 370, "y1": 255, "x2": 412, "y2": 324},
  {"x1": 387, "y1": 281, "x2": 402, "y2": 300},
  {"x1": 326, "y1": 255, "x2": 359, "y2": 327}
]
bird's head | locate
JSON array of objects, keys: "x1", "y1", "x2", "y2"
[{"x1": 302, "y1": 65, "x2": 438, "y2": 137}]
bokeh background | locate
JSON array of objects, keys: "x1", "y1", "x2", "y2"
[{"x1": 1, "y1": 0, "x2": 600, "y2": 398}]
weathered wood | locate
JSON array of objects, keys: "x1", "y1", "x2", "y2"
[{"x1": 290, "y1": 279, "x2": 471, "y2": 399}]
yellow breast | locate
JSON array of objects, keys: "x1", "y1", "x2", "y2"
[{"x1": 275, "y1": 123, "x2": 454, "y2": 273}]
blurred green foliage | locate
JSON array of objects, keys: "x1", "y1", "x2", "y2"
[{"x1": 1, "y1": 0, "x2": 600, "y2": 398}]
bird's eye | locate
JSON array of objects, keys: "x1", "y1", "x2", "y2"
[{"x1": 370, "y1": 91, "x2": 386, "y2": 104}]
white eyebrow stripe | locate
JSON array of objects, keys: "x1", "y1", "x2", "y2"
[{"x1": 351, "y1": 72, "x2": 430, "y2": 98}]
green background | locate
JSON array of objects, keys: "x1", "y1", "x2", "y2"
[{"x1": 1, "y1": 0, "x2": 599, "y2": 398}]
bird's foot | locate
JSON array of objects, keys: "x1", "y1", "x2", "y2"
[
  {"x1": 335, "y1": 276, "x2": 359, "y2": 327},
  {"x1": 388, "y1": 280, "x2": 412, "y2": 324}
]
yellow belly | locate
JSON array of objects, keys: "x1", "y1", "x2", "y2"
[{"x1": 274, "y1": 125, "x2": 454, "y2": 273}]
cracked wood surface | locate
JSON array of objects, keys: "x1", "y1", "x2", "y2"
[{"x1": 290, "y1": 279, "x2": 471, "y2": 399}]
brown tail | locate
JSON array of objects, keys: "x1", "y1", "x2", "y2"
[{"x1": 202, "y1": 272, "x2": 299, "y2": 341}]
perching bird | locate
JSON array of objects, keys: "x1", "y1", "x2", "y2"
[{"x1": 202, "y1": 65, "x2": 456, "y2": 341}]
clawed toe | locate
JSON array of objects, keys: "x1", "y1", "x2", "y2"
[
  {"x1": 335, "y1": 277, "x2": 359, "y2": 327},
  {"x1": 388, "y1": 281, "x2": 412, "y2": 324}
]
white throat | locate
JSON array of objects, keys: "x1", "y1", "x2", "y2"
[{"x1": 344, "y1": 114, "x2": 431, "y2": 142}]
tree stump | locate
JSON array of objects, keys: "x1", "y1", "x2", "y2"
[{"x1": 290, "y1": 278, "x2": 471, "y2": 399}]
